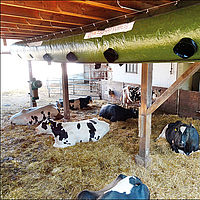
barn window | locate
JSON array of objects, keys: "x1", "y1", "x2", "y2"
[{"x1": 125, "y1": 64, "x2": 138, "y2": 74}]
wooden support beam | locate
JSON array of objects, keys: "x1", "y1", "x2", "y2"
[
  {"x1": 146, "y1": 62, "x2": 200, "y2": 115},
  {"x1": 135, "y1": 63, "x2": 153, "y2": 168},
  {"x1": 3, "y1": 38, "x2": 7, "y2": 46},
  {"x1": 61, "y1": 63, "x2": 70, "y2": 121}
]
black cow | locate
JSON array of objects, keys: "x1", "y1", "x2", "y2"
[
  {"x1": 99, "y1": 103, "x2": 138, "y2": 122},
  {"x1": 59, "y1": 96, "x2": 92, "y2": 109},
  {"x1": 77, "y1": 174, "x2": 150, "y2": 200},
  {"x1": 157, "y1": 121, "x2": 199, "y2": 155}
]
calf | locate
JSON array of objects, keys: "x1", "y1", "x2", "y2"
[
  {"x1": 77, "y1": 174, "x2": 150, "y2": 200},
  {"x1": 35, "y1": 118, "x2": 110, "y2": 148},
  {"x1": 152, "y1": 89, "x2": 161, "y2": 103},
  {"x1": 59, "y1": 96, "x2": 92, "y2": 109},
  {"x1": 10, "y1": 104, "x2": 63, "y2": 125},
  {"x1": 99, "y1": 103, "x2": 138, "y2": 122},
  {"x1": 157, "y1": 121, "x2": 199, "y2": 155}
]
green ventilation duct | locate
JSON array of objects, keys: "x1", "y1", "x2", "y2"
[{"x1": 10, "y1": 4, "x2": 200, "y2": 63}]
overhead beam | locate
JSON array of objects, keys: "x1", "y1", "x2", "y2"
[
  {"x1": 0, "y1": 14, "x2": 83, "y2": 27},
  {"x1": 1, "y1": 30, "x2": 41, "y2": 36},
  {"x1": 0, "y1": 16, "x2": 75, "y2": 29},
  {"x1": 0, "y1": 2, "x2": 105, "y2": 21},
  {"x1": 73, "y1": 0, "x2": 133, "y2": 13},
  {"x1": 0, "y1": 33, "x2": 33, "y2": 38},
  {"x1": 1, "y1": 28, "x2": 53, "y2": 35},
  {"x1": 146, "y1": 62, "x2": 200, "y2": 115},
  {"x1": 1, "y1": 23, "x2": 63, "y2": 32}
]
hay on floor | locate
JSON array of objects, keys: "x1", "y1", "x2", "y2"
[{"x1": 1, "y1": 98, "x2": 200, "y2": 199}]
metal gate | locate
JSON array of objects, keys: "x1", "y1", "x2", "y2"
[{"x1": 46, "y1": 76, "x2": 101, "y2": 98}]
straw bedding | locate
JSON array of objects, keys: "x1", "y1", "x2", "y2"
[{"x1": 1, "y1": 90, "x2": 200, "y2": 199}]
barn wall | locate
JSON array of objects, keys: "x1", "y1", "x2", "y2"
[
  {"x1": 109, "y1": 63, "x2": 177, "y2": 88},
  {"x1": 100, "y1": 80, "x2": 200, "y2": 119}
]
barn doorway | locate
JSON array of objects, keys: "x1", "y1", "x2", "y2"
[{"x1": 192, "y1": 70, "x2": 200, "y2": 91}]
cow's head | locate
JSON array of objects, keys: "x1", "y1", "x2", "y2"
[
  {"x1": 152, "y1": 89, "x2": 161, "y2": 102},
  {"x1": 179, "y1": 123, "x2": 195, "y2": 148},
  {"x1": 35, "y1": 118, "x2": 55, "y2": 135},
  {"x1": 179, "y1": 124, "x2": 190, "y2": 147},
  {"x1": 86, "y1": 96, "x2": 92, "y2": 103}
]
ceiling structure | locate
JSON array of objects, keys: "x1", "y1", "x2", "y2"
[{"x1": 1, "y1": 0, "x2": 198, "y2": 42}]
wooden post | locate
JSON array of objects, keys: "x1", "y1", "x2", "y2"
[
  {"x1": 61, "y1": 63, "x2": 70, "y2": 121},
  {"x1": 28, "y1": 60, "x2": 37, "y2": 107},
  {"x1": 3, "y1": 39, "x2": 7, "y2": 46},
  {"x1": 135, "y1": 63, "x2": 153, "y2": 168}
]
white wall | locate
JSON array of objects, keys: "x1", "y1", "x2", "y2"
[
  {"x1": 109, "y1": 63, "x2": 142, "y2": 84},
  {"x1": 152, "y1": 63, "x2": 177, "y2": 88},
  {"x1": 109, "y1": 63, "x2": 177, "y2": 88}
]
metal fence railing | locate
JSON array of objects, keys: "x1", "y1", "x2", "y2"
[{"x1": 46, "y1": 77, "x2": 101, "y2": 98}]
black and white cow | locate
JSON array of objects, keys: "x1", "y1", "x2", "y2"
[
  {"x1": 120, "y1": 85, "x2": 140, "y2": 108},
  {"x1": 59, "y1": 96, "x2": 92, "y2": 109},
  {"x1": 77, "y1": 174, "x2": 150, "y2": 200},
  {"x1": 120, "y1": 86, "x2": 161, "y2": 108},
  {"x1": 35, "y1": 118, "x2": 110, "y2": 148},
  {"x1": 157, "y1": 121, "x2": 199, "y2": 155},
  {"x1": 10, "y1": 104, "x2": 63, "y2": 125},
  {"x1": 99, "y1": 103, "x2": 138, "y2": 122}
]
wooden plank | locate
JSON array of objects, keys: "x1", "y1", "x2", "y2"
[
  {"x1": 146, "y1": 62, "x2": 200, "y2": 115},
  {"x1": 74, "y1": 0, "x2": 132, "y2": 13},
  {"x1": 135, "y1": 63, "x2": 152, "y2": 168},
  {"x1": 61, "y1": 63, "x2": 70, "y2": 121},
  {"x1": 1, "y1": 1, "x2": 104, "y2": 21},
  {"x1": 3, "y1": 39, "x2": 7, "y2": 46}
]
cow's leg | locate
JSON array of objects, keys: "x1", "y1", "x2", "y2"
[{"x1": 171, "y1": 141, "x2": 179, "y2": 153}]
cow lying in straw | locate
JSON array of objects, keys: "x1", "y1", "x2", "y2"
[
  {"x1": 99, "y1": 103, "x2": 138, "y2": 122},
  {"x1": 77, "y1": 174, "x2": 150, "y2": 200},
  {"x1": 35, "y1": 118, "x2": 110, "y2": 148},
  {"x1": 10, "y1": 104, "x2": 63, "y2": 125},
  {"x1": 157, "y1": 120, "x2": 199, "y2": 155}
]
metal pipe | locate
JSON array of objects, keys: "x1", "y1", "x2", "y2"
[{"x1": 116, "y1": 0, "x2": 140, "y2": 12}]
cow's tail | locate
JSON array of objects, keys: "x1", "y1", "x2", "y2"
[{"x1": 156, "y1": 124, "x2": 168, "y2": 140}]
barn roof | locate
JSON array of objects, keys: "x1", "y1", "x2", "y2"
[
  {"x1": 1, "y1": 0, "x2": 198, "y2": 41},
  {"x1": 1, "y1": 1, "x2": 200, "y2": 63}
]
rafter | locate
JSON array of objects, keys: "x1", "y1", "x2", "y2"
[
  {"x1": 0, "y1": 13, "x2": 84, "y2": 27},
  {"x1": 1, "y1": 16, "x2": 76, "y2": 29},
  {"x1": 0, "y1": 1, "x2": 105, "y2": 21},
  {"x1": 67, "y1": 0, "x2": 133, "y2": 13},
  {"x1": 1, "y1": 26, "x2": 54, "y2": 33}
]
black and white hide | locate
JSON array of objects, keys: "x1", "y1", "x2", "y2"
[
  {"x1": 10, "y1": 104, "x2": 63, "y2": 125},
  {"x1": 35, "y1": 118, "x2": 110, "y2": 148},
  {"x1": 157, "y1": 121, "x2": 199, "y2": 155},
  {"x1": 77, "y1": 174, "x2": 150, "y2": 200},
  {"x1": 120, "y1": 85, "x2": 141, "y2": 108},
  {"x1": 99, "y1": 103, "x2": 138, "y2": 122}
]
